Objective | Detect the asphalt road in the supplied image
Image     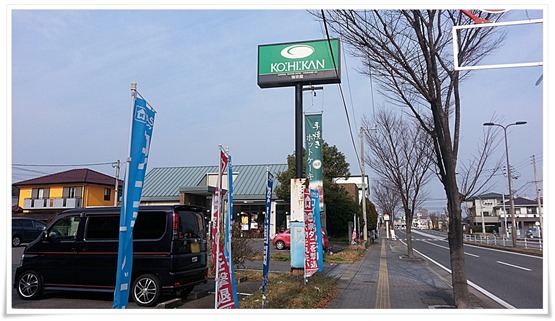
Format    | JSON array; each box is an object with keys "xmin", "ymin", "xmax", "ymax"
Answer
[{"xmin": 395, "ymin": 229, "xmax": 544, "ymax": 309}]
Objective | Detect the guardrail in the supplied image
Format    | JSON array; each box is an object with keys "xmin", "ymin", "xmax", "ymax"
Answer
[{"xmin": 463, "ymin": 234, "xmax": 543, "ymax": 251}]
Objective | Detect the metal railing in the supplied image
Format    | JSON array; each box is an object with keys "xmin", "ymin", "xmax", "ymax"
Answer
[
  {"xmin": 23, "ymin": 197, "xmax": 82, "ymax": 210},
  {"xmin": 463, "ymin": 234, "xmax": 543, "ymax": 251}
]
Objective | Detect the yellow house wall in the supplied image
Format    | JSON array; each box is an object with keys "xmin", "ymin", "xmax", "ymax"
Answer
[
  {"xmin": 85, "ymin": 185, "xmax": 114, "ymax": 207},
  {"xmin": 17, "ymin": 185, "xmax": 64, "ymax": 208},
  {"xmin": 17, "ymin": 188, "xmax": 32, "ymax": 208},
  {"xmin": 17, "ymin": 184, "xmax": 115, "ymax": 208}
]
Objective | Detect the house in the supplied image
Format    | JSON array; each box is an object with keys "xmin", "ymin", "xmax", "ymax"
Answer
[
  {"xmin": 142, "ymin": 165, "xmax": 374, "ymax": 239},
  {"xmin": 492, "ymin": 196, "xmax": 544, "ymax": 236},
  {"xmin": 13, "ymin": 168, "xmax": 123, "ymax": 222},
  {"xmin": 464, "ymin": 192, "xmax": 544, "ymax": 236},
  {"xmin": 141, "ymin": 164, "xmax": 288, "ymax": 239}
]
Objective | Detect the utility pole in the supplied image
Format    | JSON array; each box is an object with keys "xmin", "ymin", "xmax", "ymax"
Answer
[
  {"xmin": 502, "ymin": 193, "xmax": 508, "ymax": 237},
  {"xmin": 477, "ymin": 197, "xmax": 486, "ymax": 234},
  {"xmin": 113, "ymin": 160, "xmax": 121, "ymax": 206},
  {"xmin": 483, "ymin": 121, "xmax": 527, "ymax": 247},
  {"xmin": 360, "ymin": 128, "xmax": 367, "ymax": 244},
  {"xmin": 532, "ymin": 155, "xmax": 543, "ymax": 237}
]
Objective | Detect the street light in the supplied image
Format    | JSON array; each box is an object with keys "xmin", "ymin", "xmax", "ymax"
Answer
[{"xmin": 483, "ymin": 121, "xmax": 527, "ymax": 247}]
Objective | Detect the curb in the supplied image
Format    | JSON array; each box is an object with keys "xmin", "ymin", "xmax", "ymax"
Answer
[{"xmin": 155, "ymin": 298, "xmax": 182, "ymax": 309}]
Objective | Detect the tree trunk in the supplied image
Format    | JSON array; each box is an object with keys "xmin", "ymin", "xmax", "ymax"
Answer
[
  {"xmin": 405, "ymin": 210, "xmax": 414, "ymax": 258},
  {"xmin": 447, "ymin": 194, "xmax": 470, "ymax": 308},
  {"xmin": 439, "ymin": 125, "xmax": 471, "ymax": 308}
]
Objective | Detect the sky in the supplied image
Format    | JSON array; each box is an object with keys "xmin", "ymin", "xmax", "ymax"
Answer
[{"xmin": 4, "ymin": 3, "xmax": 549, "ymax": 213}]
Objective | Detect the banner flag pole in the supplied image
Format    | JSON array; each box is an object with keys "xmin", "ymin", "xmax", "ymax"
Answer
[
  {"xmin": 225, "ymin": 148, "xmax": 239, "ymax": 307},
  {"xmin": 113, "ymin": 82, "xmax": 156, "ymax": 308},
  {"xmin": 214, "ymin": 146, "xmax": 237, "ymax": 309},
  {"xmin": 261, "ymin": 168, "xmax": 274, "ymax": 308}
]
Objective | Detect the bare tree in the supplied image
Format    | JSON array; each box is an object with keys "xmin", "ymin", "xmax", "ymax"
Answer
[
  {"xmin": 457, "ymin": 114, "xmax": 505, "ymax": 198},
  {"xmin": 363, "ymin": 109, "xmax": 434, "ymax": 258},
  {"xmin": 313, "ymin": 9, "xmax": 506, "ymax": 307},
  {"xmin": 371, "ymin": 179, "xmax": 400, "ymax": 221}
]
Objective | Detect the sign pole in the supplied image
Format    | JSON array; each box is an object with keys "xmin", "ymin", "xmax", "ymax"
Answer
[{"xmin": 295, "ymin": 83, "xmax": 303, "ymax": 179}]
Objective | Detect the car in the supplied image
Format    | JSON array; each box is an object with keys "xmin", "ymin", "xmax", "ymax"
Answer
[
  {"xmin": 273, "ymin": 228, "xmax": 329, "ymax": 250},
  {"xmin": 526, "ymin": 227, "xmax": 541, "ymax": 238},
  {"xmin": 12, "ymin": 217, "xmax": 47, "ymax": 247},
  {"xmin": 14, "ymin": 205, "xmax": 209, "ymax": 307}
]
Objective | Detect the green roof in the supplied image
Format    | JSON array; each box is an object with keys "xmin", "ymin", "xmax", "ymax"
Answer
[{"xmin": 141, "ymin": 164, "xmax": 288, "ymax": 201}]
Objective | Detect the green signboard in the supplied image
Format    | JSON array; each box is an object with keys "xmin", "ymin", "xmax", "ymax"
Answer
[
  {"xmin": 257, "ymin": 39, "xmax": 341, "ymax": 88},
  {"xmin": 305, "ymin": 113, "xmax": 324, "ymax": 212}
]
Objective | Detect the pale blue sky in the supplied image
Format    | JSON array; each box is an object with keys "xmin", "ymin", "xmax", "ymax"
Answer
[{"xmin": 6, "ymin": 5, "xmax": 548, "ymax": 211}]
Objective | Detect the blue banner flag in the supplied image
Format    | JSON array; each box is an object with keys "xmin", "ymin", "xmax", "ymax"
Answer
[
  {"xmin": 113, "ymin": 97, "xmax": 155, "ymax": 309},
  {"xmin": 261, "ymin": 171, "xmax": 274, "ymax": 301}
]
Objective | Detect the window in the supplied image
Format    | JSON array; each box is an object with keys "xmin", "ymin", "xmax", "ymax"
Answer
[
  {"xmin": 134, "ymin": 212, "xmax": 166, "ymax": 239},
  {"xmin": 20, "ymin": 220, "xmax": 33, "ymax": 228},
  {"xmin": 49, "ymin": 216, "xmax": 80, "ymax": 241},
  {"xmin": 86, "ymin": 216, "xmax": 119, "ymax": 240},
  {"xmin": 34, "ymin": 221, "xmax": 47, "ymax": 229},
  {"xmin": 527, "ymin": 207, "xmax": 537, "ymax": 214},
  {"xmin": 32, "ymin": 187, "xmax": 50, "ymax": 199},
  {"xmin": 104, "ymin": 188, "xmax": 111, "ymax": 201},
  {"xmin": 63, "ymin": 186, "xmax": 82, "ymax": 198},
  {"xmin": 84, "ymin": 212, "xmax": 166, "ymax": 241},
  {"xmin": 176, "ymin": 210, "xmax": 205, "ymax": 238}
]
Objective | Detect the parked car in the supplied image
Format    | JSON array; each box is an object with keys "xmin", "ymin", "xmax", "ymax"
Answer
[
  {"xmin": 273, "ymin": 228, "xmax": 329, "ymax": 250},
  {"xmin": 526, "ymin": 227, "xmax": 541, "ymax": 238},
  {"xmin": 12, "ymin": 217, "xmax": 47, "ymax": 247},
  {"xmin": 14, "ymin": 205, "xmax": 208, "ymax": 307}
]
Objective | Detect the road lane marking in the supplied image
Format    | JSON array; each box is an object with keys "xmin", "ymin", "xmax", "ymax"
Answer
[
  {"xmin": 397, "ymin": 237, "xmax": 516, "ymax": 309},
  {"xmin": 422, "ymin": 240, "xmax": 479, "ymax": 257},
  {"xmin": 496, "ymin": 261, "xmax": 532, "ymax": 271}
]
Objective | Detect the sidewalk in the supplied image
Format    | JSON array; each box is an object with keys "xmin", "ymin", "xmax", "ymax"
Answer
[
  {"xmin": 329, "ymin": 237, "xmax": 504, "ymax": 309},
  {"xmin": 178, "ymin": 237, "xmax": 505, "ymax": 310}
]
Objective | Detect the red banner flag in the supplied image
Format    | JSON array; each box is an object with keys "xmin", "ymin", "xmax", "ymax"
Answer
[
  {"xmin": 213, "ymin": 148, "xmax": 237, "ymax": 309},
  {"xmin": 211, "ymin": 150, "xmax": 228, "ymax": 262},
  {"xmin": 215, "ymin": 245, "xmax": 236, "ymax": 309}
]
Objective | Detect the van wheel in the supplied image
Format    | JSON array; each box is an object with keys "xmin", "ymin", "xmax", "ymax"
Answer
[
  {"xmin": 16, "ymin": 270, "xmax": 43, "ymax": 300},
  {"xmin": 275, "ymin": 240, "xmax": 286, "ymax": 250},
  {"xmin": 132, "ymin": 274, "xmax": 162, "ymax": 307},
  {"xmin": 12, "ymin": 235, "xmax": 22, "ymax": 247}
]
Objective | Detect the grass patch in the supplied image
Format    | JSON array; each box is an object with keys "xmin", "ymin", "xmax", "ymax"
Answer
[
  {"xmin": 236, "ymin": 244, "xmax": 368, "ymax": 309},
  {"xmin": 325, "ymin": 244, "xmax": 366, "ymax": 263},
  {"xmin": 237, "ymin": 271, "xmax": 337, "ymax": 309}
]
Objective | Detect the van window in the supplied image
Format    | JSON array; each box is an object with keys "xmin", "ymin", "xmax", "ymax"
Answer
[
  {"xmin": 85, "ymin": 212, "xmax": 166, "ymax": 240},
  {"xmin": 177, "ymin": 210, "xmax": 205, "ymax": 238},
  {"xmin": 50, "ymin": 216, "xmax": 80, "ymax": 241},
  {"xmin": 86, "ymin": 216, "xmax": 119, "ymax": 240},
  {"xmin": 134, "ymin": 212, "xmax": 166, "ymax": 239}
]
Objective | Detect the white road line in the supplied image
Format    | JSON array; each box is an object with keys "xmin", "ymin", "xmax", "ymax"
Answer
[
  {"xmin": 422, "ymin": 240, "xmax": 479, "ymax": 257},
  {"xmin": 402, "ymin": 241, "xmax": 516, "ymax": 309},
  {"xmin": 497, "ymin": 261, "xmax": 532, "ymax": 271}
]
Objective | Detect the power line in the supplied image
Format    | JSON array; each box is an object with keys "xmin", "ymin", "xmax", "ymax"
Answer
[
  {"xmin": 13, "ymin": 161, "xmax": 116, "ymax": 167},
  {"xmin": 321, "ymin": 10, "xmax": 361, "ymax": 172}
]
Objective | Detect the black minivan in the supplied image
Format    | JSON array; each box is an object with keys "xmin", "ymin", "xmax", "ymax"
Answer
[{"xmin": 14, "ymin": 205, "xmax": 208, "ymax": 307}]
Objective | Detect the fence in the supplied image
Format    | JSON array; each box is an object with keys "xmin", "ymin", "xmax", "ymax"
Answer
[{"xmin": 463, "ymin": 234, "xmax": 543, "ymax": 251}]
